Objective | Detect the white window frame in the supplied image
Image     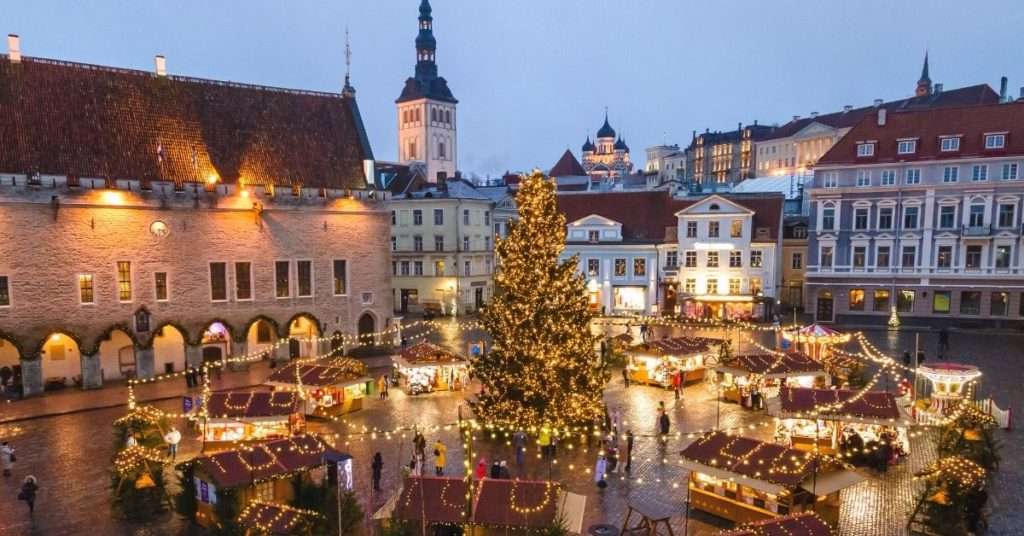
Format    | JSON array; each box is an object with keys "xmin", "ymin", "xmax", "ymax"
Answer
[
  {"xmin": 1002, "ymin": 163, "xmax": 1019, "ymax": 180},
  {"xmin": 875, "ymin": 244, "xmax": 892, "ymax": 269},
  {"xmin": 233, "ymin": 261, "xmax": 254, "ymax": 302},
  {"xmin": 943, "ymin": 166, "xmax": 959, "ymax": 183},
  {"xmin": 877, "ymin": 205, "xmax": 895, "ymax": 230},
  {"xmin": 295, "ymin": 259, "xmax": 314, "ymax": 298},
  {"xmin": 897, "ymin": 139, "xmax": 917, "ymax": 154},
  {"xmin": 77, "ymin": 273, "xmax": 95, "ymax": 305},
  {"xmin": 822, "ymin": 172, "xmax": 838, "ymax": 189},
  {"xmin": 856, "ymin": 170, "xmax": 871, "ymax": 187},
  {"xmin": 854, "ymin": 207, "xmax": 869, "ymax": 230},
  {"xmin": 819, "ymin": 245, "xmax": 834, "ymax": 268},
  {"xmin": 856, "ymin": 143, "xmax": 875, "ymax": 157},
  {"xmin": 209, "ymin": 261, "xmax": 229, "ymax": 303},
  {"xmin": 880, "ymin": 169, "xmax": 896, "ymax": 186},
  {"xmin": 154, "ymin": 271, "xmax": 170, "ymax": 303},
  {"xmin": 275, "ymin": 260, "xmax": 291, "ymax": 299},
  {"xmin": 940, "ymin": 137, "xmax": 961, "ymax": 152},
  {"xmin": 905, "ymin": 168, "xmax": 921, "ymax": 185},
  {"xmin": 985, "ymin": 134, "xmax": 1006, "ymax": 149},
  {"xmin": 972, "ymin": 165, "xmax": 988, "ymax": 182}
]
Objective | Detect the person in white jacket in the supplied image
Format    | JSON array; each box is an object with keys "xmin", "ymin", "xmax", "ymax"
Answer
[
  {"xmin": 164, "ymin": 427, "xmax": 182, "ymax": 461},
  {"xmin": 1, "ymin": 442, "xmax": 14, "ymax": 477},
  {"xmin": 594, "ymin": 453, "xmax": 608, "ymax": 488}
]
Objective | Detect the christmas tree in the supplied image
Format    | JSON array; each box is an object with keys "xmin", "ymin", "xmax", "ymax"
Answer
[{"xmin": 472, "ymin": 172, "xmax": 607, "ymax": 430}]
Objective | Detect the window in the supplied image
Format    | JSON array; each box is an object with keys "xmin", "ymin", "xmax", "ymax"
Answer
[
  {"xmin": 968, "ymin": 205, "xmax": 985, "ymax": 228},
  {"xmin": 391, "ymin": 210, "xmax": 396, "ymax": 225},
  {"xmin": 939, "ymin": 206, "xmax": 956, "ymax": 229},
  {"xmin": 996, "ymin": 245, "xmax": 1012, "ymax": 269},
  {"xmin": 749, "ymin": 250, "xmax": 763, "ymax": 268},
  {"xmin": 856, "ymin": 170, "xmax": 871, "ymax": 187},
  {"xmin": 940, "ymin": 137, "xmax": 960, "ymax": 152},
  {"xmin": 729, "ymin": 251, "xmax": 742, "ymax": 268},
  {"xmin": 933, "ymin": 291, "xmax": 951, "ymax": 314},
  {"xmin": 750, "ymin": 278, "xmax": 762, "ymax": 295},
  {"xmin": 117, "ymin": 261, "xmax": 132, "ymax": 301},
  {"xmin": 943, "ymin": 166, "xmax": 959, "ymax": 182},
  {"xmin": 820, "ymin": 246, "xmax": 833, "ymax": 268},
  {"xmin": 849, "ymin": 289, "xmax": 865, "ymax": 311},
  {"xmin": 413, "ymin": 209, "xmax": 423, "ymax": 225},
  {"xmin": 413, "ymin": 236, "xmax": 423, "ymax": 252},
  {"xmin": 823, "ymin": 172, "xmax": 838, "ymax": 188},
  {"xmin": 485, "ymin": 259, "xmax": 492, "ymax": 274},
  {"xmin": 998, "ymin": 204, "xmax": 1015, "ymax": 228},
  {"xmin": 897, "ymin": 289, "xmax": 915, "ymax": 313},
  {"xmin": 881, "ymin": 169, "xmax": 896, "ymax": 186},
  {"xmin": 873, "ymin": 289, "xmax": 890, "ymax": 312},
  {"xmin": 588, "ymin": 230, "xmax": 600, "ymax": 243},
  {"xmin": 972, "ymin": 165, "xmax": 988, "ymax": 181},
  {"xmin": 821, "ymin": 207, "xmax": 835, "ymax": 230},
  {"xmin": 706, "ymin": 278, "xmax": 719, "ymax": 294},
  {"xmin": 936, "ymin": 246, "xmax": 953, "ymax": 268},
  {"xmin": 905, "ymin": 168, "xmax": 921, "ymax": 184},
  {"xmin": 876, "ymin": 246, "xmax": 891, "ymax": 268},
  {"xmin": 852, "ymin": 246, "xmax": 866, "ymax": 268},
  {"xmin": 484, "ymin": 211, "xmax": 491, "ymax": 226},
  {"xmin": 666, "ymin": 251, "xmax": 678, "ymax": 268},
  {"xmin": 332, "ymin": 260, "xmax": 347, "ymax": 295},
  {"xmin": 434, "ymin": 235, "xmax": 444, "ymax": 251},
  {"xmin": 463, "ymin": 236, "xmax": 470, "ymax": 251},
  {"xmin": 587, "ymin": 259, "xmax": 600, "ymax": 277},
  {"xmin": 275, "ymin": 261, "xmax": 290, "ymax": 298},
  {"xmin": 154, "ymin": 272, "xmax": 168, "ymax": 301},
  {"xmin": 901, "ymin": 246, "xmax": 916, "ymax": 269},
  {"xmin": 793, "ymin": 226, "xmax": 807, "ymax": 238},
  {"xmin": 707, "ymin": 251, "xmax": 719, "ymax": 268},
  {"xmin": 985, "ymin": 134, "xmax": 1006, "ymax": 149},
  {"xmin": 78, "ymin": 274, "xmax": 94, "ymax": 304},
  {"xmin": 464, "ymin": 261, "xmax": 471, "ymax": 277},
  {"xmin": 684, "ymin": 278, "xmax": 696, "ymax": 293},
  {"xmin": 897, "ymin": 140, "xmax": 917, "ymax": 154},
  {"xmin": 857, "ymin": 142, "xmax": 875, "ymax": 157},
  {"xmin": 433, "ymin": 208, "xmax": 444, "ymax": 225},
  {"xmin": 1002, "ymin": 163, "xmax": 1018, "ymax": 180},
  {"xmin": 878, "ymin": 207, "xmax": 894, "ymax": 230},
  {"xmin": 463, "ymin": 209, "xmax": 470, "ymax": 225},
  {"xmin": 729, "ymin": 278, "xmax": 741, "ymax": 295},
  {"xmin": 414, "ymin": 261, "xmax": 423, "ymax": 276},
  {"xmin": 708, "ymin": 221, "xmax": 720, "ymax": 238},
  {"xmin": 730, "ymin": 219, "xmax": 743, "ymax": 238},
  {"xmin": 391, "ymin": 236, "xmax": 397, "ymax": 251},
  {"xmin": 903, "ymin": 206, "xmax": 919, "ymax": 229},
  {"xmin": 960, "ymin": 291, "xmax": 981, "ymax": 315},
  {"xmin": 235, "ymin": 262, "xmax": 252, "ymax": 300},
  {"xmin": 791, "ymin": 252, "xmax": 803, "ymax": 269},
  {"xmin": 209, "ymin": 262, "xmax": 227, "ymax": 301},
  {"xmin": 434, "ymin": 261, "xmax": 445, "ymax": 276},
  {"xmin": 438, "ymin": 141, "xmax": 446, "ymax": 159},
  {"xmin": 684, "ymin": 251, "xmax": 697, "ymax": 268},
  {"xmin": 392, "ymin": 262, "xmax": 397, "ymax": 276},
  {"xmin": 633, "ymin": 258, "xmax": 646, "ymax": 277},
  {"xmin": 965, "ymin": 245, "xmax": 982, "ymax": 270},
  {"xmin": 485, "ymin": 236, "xmax": 491, "ymax": 250},
  {"xmin": 400, "ymin": 261, "xmax": 410, "ymax": 276},
  {"xmin": 854, "ymin": 208, "xmax": 869, "ymax": 230},
  {"xmin": 296, "ymin": 260, "xmax": 312, "ymax": 297},
  {"xmin": 686, "ymin": 221, "xmax": 697, "ymax": 238},
  {"xmin": 614, "ymin": 258, "xmax": 626, "ymax": 277},
  {"xmin": 992, "ymin": 292, "xmax": 1009, "ymax": 316}
]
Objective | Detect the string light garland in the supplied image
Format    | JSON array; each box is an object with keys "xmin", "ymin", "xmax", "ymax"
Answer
[{"xmin": 236, "ymin": 500, "xmax": 324, "ymax": 533}]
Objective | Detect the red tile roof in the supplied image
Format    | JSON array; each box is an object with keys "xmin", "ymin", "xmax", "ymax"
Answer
[
  {"xmin": 549, "ymin": 149, "xmax": 588, "ymax": 177},
  {"xmin": 724, "ymin": 353, "xmax": 824, "ymax": 376},
  {"xmin": 718, "ymin": 512, "xmax": 833, "ymax": 536},
  {"xmin": 0, "ymin": 56, "xmax": 370, "ymax": 188},
  {"xmin": 680, "ymin": 431, "xmax": 817, "ymax": 489},
  {"xmin": 204, "ymin": 390, "xmax": 301, "ymax": 419},
  {"xmin": 818, "ymin": 101, "xmax": 1024, "ymax": 166},
  {"xmin": 195, "ymin": 434, "xmax": 339, "ymax": 488},
  {"xmin": 472, "ymin": 479, "xmax": 560, "ymax": 528},
  {"xmin": 778, "ymin": 387, "xmax": 901, "ymax": 421}
]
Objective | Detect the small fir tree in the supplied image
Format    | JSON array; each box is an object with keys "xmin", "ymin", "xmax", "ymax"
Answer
[{"xmin": 471, "ymin": 172, "xmax": 607, "ymax": 429}]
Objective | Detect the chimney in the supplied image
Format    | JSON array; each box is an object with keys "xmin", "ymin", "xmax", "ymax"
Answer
[
  {"xmin": 873, "ymin": 99, "xmax": 883, "ymax": 107},
  {"xmin": 999, "ymin": 76, "xmax": 1008, "ymax": 102},
  {"xmin": 792, "ymin": 115, "xmax": 800, "ymax": 121},
  {"xmin": 843, "ymin": 105, "xmax": 853, "ymax": 113},
  {"xmin": 810, "ymin": 112, "xmax": 819, "ymax": 118},
  {"xmin": 1019, "ymin": 86, "xmax": 1024, "ymax": 101},
  {"xmin": 934, "ymin": 83, "xmax": 943, "ymax": 94},
  {"xmin": 154, "ymin": 55, "xmax": 167, "ymax": 77},
  {"xmin": 877, "ymin": 108, "xmax": 887, "ymax": 126},
  {"xmin": 7, "ymin": 34, "xmax": 21, "ymax": 63},
  {"xmin": 753, "ymin": 120, "xmax": 758, "ymax": 126},
  {"xmin": 737, "ymin": 122, "xmax": 742, "ymax": 132}
]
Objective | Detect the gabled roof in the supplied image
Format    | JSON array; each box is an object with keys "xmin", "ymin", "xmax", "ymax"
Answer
[
  {"xmin": 395, "ymin": 341, "xmax": 467, "ymax": 366},
  {"xmin": 195, "ymin": 434, "xmax": 343, "ymax": 488},
  {"xmin": 393, "ymin": 476, "xmax": 468, "ymax": 524},
  {"xmin": 717, "ymin": 353, "xmax": 825, "ymax": 377},
  {"xmin": 203, "ymin": 390, "xmax": 301, "ymax": 419},
  {"xmin": 674, "ymin": 194, "xmax": 755, "ymax": 216},
  {"xmin": 0, "ymin": 55, "xmax": 371, "ymax": 188},
  {"xmin": 237, "ymin": 501, "xmax": 322, "ymax": 535},
  {"xmin": 265, "ymin": 358, "xmax": 369, "ymax": 387},
  {"xmin": 549, "ymin": 149, "xmax": 588, "ymax": 177},
  {"xmin": 778, "ymin": 387, "xmax": 901, "ymax": 421},
  {"xmin": 680, "ymin": 431, "xmax": 817, "ymax": 489},
  {"xmin": 718, "ymin": 512, "xmax": 833, "ymax": 536},
  {"xmin": 818, "ymin": 101, "xmax": 1024, "ymax": 166}
]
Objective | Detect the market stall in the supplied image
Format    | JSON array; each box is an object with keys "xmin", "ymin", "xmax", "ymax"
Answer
[
  {"xmin": 236, "ymin": 500, "xmax": 323, "ymax": 535},
  {"xmin": 770, "ymin": 387, "xmax": 912, "ymax": 460},
  {"xmin": 715, "ymin": 353, "xmax": 829, "ymax": 408},
  {"xmin": 717, "ymin": 512, "xmax": 834, "ymax": 536},
  {"xmin": 626, "ymin": 336, "xmax": 720, "ymax": 387},
  {"xmin": 917, "ymin": 362, "xmax": 982, "ymax": 417},
  {"xmin": 264, "ymin": 358, "xmax": 372, "ymax": 418},
  {"xmin": 392, "ymin": 342, "xmax": 469, "ymax": 395},
  {"xmin": 680, "ymin": 431, "xmax": 864, "ymax": 526},
  {"xmin": 195, "ymin": 390, "xmax": 304, "ymax": 447}
]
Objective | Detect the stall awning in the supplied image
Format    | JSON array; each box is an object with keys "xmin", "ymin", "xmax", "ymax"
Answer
[
  {"xmin": 265, "ymin": 359, "xmax": 370, "ymax": 388},
  {"xmin": 768, "ymin": 395, "xmax": 914, "ymax": 427},
  {"xmin": 799, "ymin": 469, "xmax": 866, "ymax": 496},
  {"xmin": 679, "ymin": 458, "xmax": 787, "ymax": 495},
  {"xmin": 629, "ymin": 336, "xmax": 721, "ymax": 357},
  {"xmin": 715, "ymin": 353, "xmax": 827, "ymax": 380},
  {"xmin": 393, "ymin": 341, "xmax": 468, "ymax": 369}
]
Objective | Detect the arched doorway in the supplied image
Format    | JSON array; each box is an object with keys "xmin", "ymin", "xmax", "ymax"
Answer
[
  {"xmin": 41, "ymin": 333, "xmax": 81, "ymax": 389},
  {"xmin": 357, "ymin": 313, "xmax": 376, "ymax": 345},
  {"xmin": 246, "ymin": 319, "xmax": 278, "ymax": 360},
  {"xmin": 153, "ymin": 325, "xmax": 187, "ymax": 375},
  {"xmin": 816, "ymin": 290, "xmax": 835, "ymax": 323},
  {"xmin": 201, "ymin": 322, "xmax": 231, "ymax": 367},
  {"xmin": 0, "ymin": 337, "xmax": 21, "ymax": 395},
  {"xmin": 288, "ymin": 315, "xmax": 321, "ymax": 359},
  {"xmin": 98, "ymin": 329, "xmax": 137, "ymax": 382}
]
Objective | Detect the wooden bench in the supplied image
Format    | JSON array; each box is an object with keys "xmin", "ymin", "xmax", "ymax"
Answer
[{"xmin": 621, "ymin": 501, "xmax": 676, "ymax": 536}]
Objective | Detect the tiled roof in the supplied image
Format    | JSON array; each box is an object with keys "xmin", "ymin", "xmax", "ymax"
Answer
[
  {"xmin": 718, "ymin": 512, "xmax": 833, "ymax": 536},
  {"xmin": 630, "ymin": 336, "xmax": 720, "ymax": 356},
  {"xmin": 237, "ymin": 501, "xmax": 321, "ymax": 535},
  {"xmin": 472, "ymin": 479, "xmax": 560, "ymax": 528},
  {"xmin": 195, "ymin": 434, "xmax": 340, "ymax": 488},
  {"xmin": 204, "ymin": 390, "xmax": 301, "ymax": 419},
  {"xmin": 818, "ymin": 101, "xmax": 1024, "ymax": 166},
  {"xmin": 549, "ymin": 149, "xmax": 588, "ymax": 177},
  {"xmin": 0, "ymin": 55, "xmax": 371, "ymax": 188},
  {"xmin": 779, "ymin": 387, "xmax": 901, "ymax": 420},
  {"xmin": 394, "ymin": 476, "xmax": 468, "ymax": 524},
  {"xmin": 397, "ymin": 341, "xmax": 466, "ymax": 365},
  {"xmin": 723, "ymin": 353, "xmax": 824, "ymax": 376},
  {"xmin": 265, "ymin": 358, "xmax": 369, "ymax": 387},
  {"xmin": 680, "ymin": 431, "xmax": 816, "ymax": 489}
]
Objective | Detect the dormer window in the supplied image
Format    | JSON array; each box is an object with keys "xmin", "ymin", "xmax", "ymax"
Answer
[
  {"xmin": 940, "ymin": 136, "xmax": 961, "ymax": 152},
  {"xmin": 856, "ymin": 142, "xmax": 875, "ymax": 157},
  {"xmin": 897, "ymin": 139, "xmax": 917, "ymax": 155},
  {"xmin": 588, "ymin": 230, "xmax": 600, "ymax": 243},
  {"xmin": 985, "ymin": 133, "xmax": 1006, "ymax": 149}
]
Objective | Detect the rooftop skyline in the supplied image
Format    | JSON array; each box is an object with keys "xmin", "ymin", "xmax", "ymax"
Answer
[{"xmin": 6, "ymin": 0, "xmax": 1023, "ymax": 178}]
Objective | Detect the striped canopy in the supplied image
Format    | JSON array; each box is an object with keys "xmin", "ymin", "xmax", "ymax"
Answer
[{"xmin": 783, "ymin": 323, "xmax": 851, "ymax": 344}]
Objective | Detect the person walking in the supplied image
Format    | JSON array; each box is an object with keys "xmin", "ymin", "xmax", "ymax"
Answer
[
  {"xmin": 490, "ymin": 459, "xmax": 501, "ymax": 479},
  {"xmin": 538, "ymin": 427, "xmax": 551, "ymax": 459},
  {"xmin": 672, "ymin": 369, "xmax": 682, "ymax": 401},
  {"xmin": 621, "ymin": 367, "xmax": 630, "ymax": 388},
  {"xmin": 414, "ymin": 432, "xmax": 426, "ymax": 460},
  {"xmin": 498, "ymin": 461, "xmax": 510, "ymax": 479},
  {"xmin": 902, "ymin": 351, "xmax": 911, "ymax": 368},
  {"xmin": 433, "ymin": 439, "xmax": 447, "ymax": 476},
  {"xmin": 513, "ymin": 430, "xmax": 526, "ymax": 468},
  {"xmin": 659, "ymin": 411, "xmax": 670, "ymax": 436},
  {"xmin": 1, "ymin": 442, "xmax": 14, "ymax": 477},
  {"xmin": 475, "ymin": 458, "xmax": 488, "ymax": 480},
  {"xmin": 611, "ymin": 407, "xmax": 621, "ymax": 438},
  {"xmin": 164, "ymin": 427, "xmax": 181, "ymax": 461},
  {"xmin": 594, "ymin": 453, "xmax": 608, "ymax": 489},
  {"xmin": 18, "ymin": 475, "xmax": 38, "ymax": 516},
  {"xmin": 625, "ymin": 430, "xmax": 635, "ymax": 473},
  {"xmin": 371, "ymin": 452, "xmax": 383, "ymax": 491},
  {"xmin": 378, "ymin": 376, "xmax": 386, "ymax": 400}
]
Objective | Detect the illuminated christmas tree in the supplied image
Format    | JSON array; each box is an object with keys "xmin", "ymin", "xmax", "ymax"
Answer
[{"xmin": 472, "ymin": 172, "xmax": 607, "ymax": 429}]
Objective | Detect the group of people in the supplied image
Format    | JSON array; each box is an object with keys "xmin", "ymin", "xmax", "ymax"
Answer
[
  {"xmin": 405, "ymin": 432, "xmax": 447, "ymax": 477},
  {"xmin": 474, "ymin": 458, "xmax": 511, "ymax": 480},
  {"xmin": 2, "ymin": 441, "xmax": 38, "ymax": 517},
  {"xmin": 839, "ymin": 426, "xmax": 906, "ymax": 471},
  {"xmin": 377, "ymin": 374, "xmax": 390, "ymax": 400}
]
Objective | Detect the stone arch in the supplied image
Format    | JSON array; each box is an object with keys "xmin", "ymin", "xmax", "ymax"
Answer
[
  {"xmin": 37, "ymin": 331, "xmax": 83, "ymax": 388},
  {"xmin": 97, "ymin": 327, "xmax": 138, "ymax": 382},
  {"xmin": 194, "ymin": 319, "xmax": 237, "ymax": 346},
  {"xmin": 357, "ymin": 311, "xmax": 377, "ymax": 345},
  {"xmin": 152, "ymin": 323, "xmax": 188, "ymax": 375},
  {"xmin": 244, "ymin": 315, "xmax": 281, "ymax": 360},
  {"xmin": 286, "ymin": 312, "xmax": 322, "ymax": 359},
  {"xmin": 86, "ymin": 324, "xmax": 141, "ymax": 356},
  {"xmin": 199, "ymin": 320, "xmax": 234, "ymax": 364},
  {"xmin": 0, "ymin": 331, "xmax": 22, "ymax": 393}
]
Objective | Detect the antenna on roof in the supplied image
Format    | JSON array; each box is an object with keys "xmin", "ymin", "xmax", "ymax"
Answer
[{"xmin": 342, "ymin": 26, "xmax": 354, "ymax": 96}]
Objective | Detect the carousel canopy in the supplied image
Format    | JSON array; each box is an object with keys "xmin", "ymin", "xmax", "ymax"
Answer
[
  {"xmin": 716, "ymin": 353, "xmax": 826, "ymax": 379},
  {"xmin": 202, "ymin": 390, "xmax": 302, "ymax": 419},
  {"xmin": 237, "ymin": 500, "xmax": 322, "ymax": 535},
  {"xmin": 718, "ymin": 512, "xmax": 834, "ymax": 536},
  {"xmin": 918, "ymin": 362, "xmax": 982, "ymax": 383},
  {"xmin": 630, "ymin": 336, "xmax": 720, "ymax": 356},
  {"xmin": 394, "ymin": 341, "xmax": 468, "ymax": 368},
  {"xmin": 193, "ymin": 434, "xmax": 343, "ymax": 488},
  {"xmin": 777, "ymin": 387, "xmax": 903, "ymax": 422},
  {"xmin": 783, "ymin": 323, "xmax": 851, "ymax": 344},
  {"xmin": 265, "ymin": 358, "xmax": 370, "ymax": 388}
]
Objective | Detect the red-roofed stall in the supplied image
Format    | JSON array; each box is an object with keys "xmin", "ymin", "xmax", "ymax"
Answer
[
  {"xmin": 193, "ymin": 390, "xmax": 304, "ymax": 446},
  {"xmin": 717, "ymin": 512, "xmax": 834, "ymax": 536},
  {"xmin": 715, "ymin": 353, "xmax": 829, "ymax": 408},
  {"xmin": 626, "ymin": 336, "xmax": 721, "ymax": 387},
  {"xmin": 264, "ymin": 357, "xmax": 372, "ymax": 418}
]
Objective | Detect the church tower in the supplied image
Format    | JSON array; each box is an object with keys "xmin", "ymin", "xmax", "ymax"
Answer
[
  {"xmin": 915, "ymin": 51, "xmax": 932, "ymax": 97},
  {"xmin": 396, "ymin": 0, "xmax": 458, "ymax": 182}
]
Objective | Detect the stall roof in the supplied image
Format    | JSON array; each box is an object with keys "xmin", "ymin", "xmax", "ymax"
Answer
[
  {"xmin": 236, "ymin": 500, "xmax": 322, "ymax": 535},
  {"xmin": 777, "ymin": 387, "xmax": 903, "ymax": 421},
  {"xmin": 800, "ymin": 468, "xmax": 866, "ymax": 496},
  {"xmin": 203, "ymin": 390, "xmax": 302, "ymax": 419},
  {"xmin": 394, "ymin": 341, "xmax": 468, "ymax": 368},
  {"xmin": 393, "ymin": 476, "xmax": 468, "ymax": 525},
  {"xmin": 194, "ymin": 434, "xmax": 343, "ymax": 488},
  {"xmin": 680, "ymin": 432, "xmax": 818, "ymax": 492},
  {"xmin": 716, "ymin": 353, "xmax": 826, "ymax": 379},
  {"xmin": 718, "ymin": 512, "xmax": 834, "ymax": 536},
  {"xmin": 265, "ymin": 358, "xmax": 370, "ymax": 388},
  {"xmin": 472, "ymin": 479, "xmax": 561, "ymax": 528},
  {"xmin": 630, "ymin": 336, "xmax": 721, "ymax": 356}
]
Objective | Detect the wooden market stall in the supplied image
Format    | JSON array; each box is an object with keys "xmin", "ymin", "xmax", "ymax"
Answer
[
  {"xmin": 626, "ymin": 336, "xmax": 721, "ymax": 387},
  {"xmin": 195, "ymin": 390, "xmax": 304, "ymax": 447},
  {"xmin": 679, "ymin": 431, "xmax": 864, "ymax": 526},
  {"xmin": 264, "ymin": 358, "xmax": 372, "ymax": 418},
  {"xmin": 392, "ymin": 342, "xmax": 470, "ymax": 395},
  {"xmin": 770, "ymin": 387, "xmax": 912, "ymax": 459},
  {"xmin": 717, "ymin": 512, "xmax": 834, "ymax": 535},
  {"xmin": 185, "ymin": 434, "xmax": 347, "ymax": 529},
  {"xmin": 236, "ymin": 500, "xmax": 323, "ymax": 535},
  {"xmin": 715, "ymin": 353, "xmax": 828, "ymax": 408}
]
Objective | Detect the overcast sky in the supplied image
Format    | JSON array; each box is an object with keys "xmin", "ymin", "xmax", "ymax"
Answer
[{"xmin": 7, "ymin": 1, "xmax": 1024, "ymax": 178}]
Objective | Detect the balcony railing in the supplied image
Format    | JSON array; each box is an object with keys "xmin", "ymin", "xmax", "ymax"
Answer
[{"xmin": 962, "ymin": 224, "xmax": 992, "ymax": 237}]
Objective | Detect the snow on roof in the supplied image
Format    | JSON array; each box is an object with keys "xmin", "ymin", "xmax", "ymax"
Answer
[{"xmin": 732, "ymin": 175, "xmax": 808, "ymax": 200}]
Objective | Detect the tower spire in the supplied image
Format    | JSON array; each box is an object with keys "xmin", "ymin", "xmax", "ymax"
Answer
[
  {"xmin": 916, "ymin": 50, "xmax": 932, "ymax": 97},
  {"xmin": 342, "ymin": 26, "xmax": 355, "ymax": 97}
]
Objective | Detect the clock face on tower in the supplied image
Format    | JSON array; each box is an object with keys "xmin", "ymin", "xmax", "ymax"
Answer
[{"xmin": 150, "ymin": 220, "xmax": 170, "ymax": 239}]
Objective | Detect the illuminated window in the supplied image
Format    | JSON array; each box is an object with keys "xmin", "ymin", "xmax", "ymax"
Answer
[
  {"xmin": 897, "ymin": 289, "xmax": 915, "ymax": 312},
  {"xmin": 296, "ymin": 261, "xmax": 313, "ymax": 297},
  {"xmin": 275, "ymin": 261, "xmax": 290, "ymax": 298},
  {"xmin": 936, "ymin": 246, "xmax": 952, "ymax": 268},
  {"xmin": 706, "ymin": 278, "xmax": 719, "ymax": 294},
  {"xmin": 209, "ymin": 262, "xmax": 227, "ymax": 301},
  {"xmin": 256, "ymin": 321, "xmax": 274, "ymax": 343},
  {"xmin": 255, "ymin": 481, "xmax": 274, "ymax": 503},
  {"xmin": 333, "ymin": 260, "xmax": 347, "ymax": 295},
  {"xmin": 154, "ymin": 272, "xmax": 168, "ymax": 301},
  {"xmin": 730, "ymin": 219, "xmax": 742, "ymax": 238},
  {"xmin": 78, "ymin": 274, "xmax": 94, "ymax": 304},
  {"xmin": 684, "ymin": 251, "xmax": 697, "ymax": 268},
  {"xmin": 587, "ymin": 259, "xmax": 600, "ymax": 277},
  {"xmin": 684, "ymin": 278, "xmax": 696, "ymax": 294},
  {"xmin": 633, "ymin": 258, "xmax": 646, "ymax": 277},
  {"xmin": 750, "ymin": 278, "xmax": 762, "ymax": 295},
  {"xmin": 729, "ymin": 251, "xmax": 742, "ymax": 268},
  {"xmin": 749, "ymin": 250, "xmax": 763, "ymax": 268},
  {"xmin": 235, "ymin": 263, "xmax": 252, "ymax": 300},
  {"xmin": 614, "ymin": 259, "xmax": 627, "ymax": 277},
  {"xmin": 849, "ymin": 289, "xmax": 865, "ymax": 311},
  {"xmin": 706, "ymin": 251, "xmax": 719, "ymax": 268},
  {"xmin": 116, "ymin": 261, "xmax": 132, "ymax": 301},
  {"xmin": 996, "ymin": 245, "xmax": 1012, "ymax": 269},
  {"xmin": 434, "ymin": 261, "xmax": 445, "ymax": 276},
  {"xmin": 873, "ymin": 289, "xmax": 890, "ymax": 311},
  {"xmin": 729, "ymin": 278, "xmax": 741, "ymax": 294}
]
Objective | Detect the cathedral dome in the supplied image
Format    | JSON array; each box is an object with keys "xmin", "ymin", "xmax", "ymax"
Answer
[
  {"xmin": 614, "ymin": 136, "xmax": 628, "ymax": 151},
  {"xmin": 582, "ymin": 136, "xmax": 596, "ymax": 152},
  {"xmin": 596, "ymin": 116, "xmax": 616, "ymax": 139}
]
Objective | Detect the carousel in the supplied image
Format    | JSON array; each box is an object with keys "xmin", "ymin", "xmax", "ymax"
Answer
[
  {"xmin": 264, "ymin": 357, "xmax": 372, "ymax": 418},
  {"xmin": 715, "ymin": 353, "xmax": 829, "ymax": 409},
  {"xmin": 782, "ymin": 324, "xmax": 854, "ymax": 379},
  {"xmin": 626, "ymin": 336, "xmax": 720, "ymax": 387},
  {"xmin": 392, "ymin": 342, "xmax": 470, "ymax": 395},
  {"xmin": 916, "ymin": 362, "xmax": 982, "ymax": 417}
]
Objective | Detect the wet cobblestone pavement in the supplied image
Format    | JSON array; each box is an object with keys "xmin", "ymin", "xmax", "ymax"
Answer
[{"xmin": 0, "ymin": 323, "xmax": 1018, "ymax": 535}]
